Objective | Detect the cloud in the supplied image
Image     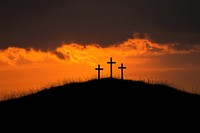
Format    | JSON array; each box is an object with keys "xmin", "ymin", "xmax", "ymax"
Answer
[
  {"xmin": 1, "ymin": 0, "xmax": 200, "ymax": 50},
  {"xmin": 56, "ymin": 44, "xmax": 98, "ymax": 66},
  {"xmin": 0, "ymin": 47, "xmax": 63, "ymax": 66},
  {"xmin": 0, "ymin": 37, "xmax": 197, "ymax": 66}
]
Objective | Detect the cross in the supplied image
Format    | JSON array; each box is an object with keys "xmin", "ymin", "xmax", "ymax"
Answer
[
  {"xmin": 107, "ymin": 57, "xmax": 116, "ymax": 78},
  {"xmin": 118, "ymin": 63, "xmax": 126, "ymax": 80},
  {"xmin": 95, "ymin": 64, "xmax": 103, "ymax": 80}
]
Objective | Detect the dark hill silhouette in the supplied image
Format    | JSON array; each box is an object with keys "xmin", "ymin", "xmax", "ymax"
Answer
[{"xmin": 0, "ymin": 78, "xmax": 200, "ymax": 133}]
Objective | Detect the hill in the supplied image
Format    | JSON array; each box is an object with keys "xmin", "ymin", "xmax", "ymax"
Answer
[{"xmin": 0, "ymin": 78, "xmax": 199, "ymax": 132}]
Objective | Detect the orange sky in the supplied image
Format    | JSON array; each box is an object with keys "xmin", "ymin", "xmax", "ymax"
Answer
[{"xmin": 0, "ymin": 37, "xmax": 200, "ymax": 100}]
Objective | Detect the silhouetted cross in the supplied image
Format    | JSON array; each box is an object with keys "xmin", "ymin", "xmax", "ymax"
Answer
[
  {"xmin": 107, "ymin": 57, "xmax": 116, "ymax": 78},
  {"xmin": 118, "ymin": 63, "xmax": 126, "ymax": 80},
  {"xmin": 95, "ymin": 64, "xmax": 103, "ymax": 80}
]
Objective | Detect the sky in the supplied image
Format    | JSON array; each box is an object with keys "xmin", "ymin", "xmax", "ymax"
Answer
[{"xmin": 1, "ymin": 0, "xmax": 200, "ymax": 100}]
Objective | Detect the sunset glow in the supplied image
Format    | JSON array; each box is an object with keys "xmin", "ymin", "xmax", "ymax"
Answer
[{"xmin": 0, "ymin": 36, "xmax": 200, "ymax": 100}]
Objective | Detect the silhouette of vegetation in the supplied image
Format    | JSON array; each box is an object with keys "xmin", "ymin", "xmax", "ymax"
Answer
[{"xmin": 0, "ymin": 78, "xmax": 199, "ymax": 132}]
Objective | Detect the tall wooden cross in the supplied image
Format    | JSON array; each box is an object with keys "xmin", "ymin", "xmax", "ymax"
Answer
[
  {"xmin": 95, "ymin": 64, "xmax": 103, "ymax": 80},
  {"xmin": 107, "ymin": 57, "xmax": 116, "ymax": 78},
  {"xmin": 118, "ymin": 63, "xmax": 126, "ymax": 80}
]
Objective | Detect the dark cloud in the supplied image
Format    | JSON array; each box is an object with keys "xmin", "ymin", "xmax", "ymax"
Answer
[{"xmin": 1, "ymin": 0, "xmax": 200, "ymax": 49}]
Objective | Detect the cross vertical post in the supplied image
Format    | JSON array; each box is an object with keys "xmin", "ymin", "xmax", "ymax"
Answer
[
  {"xmin": 107, "ymin": 57, "xmax": 116, "ymax": 78},
  {"xmin": 95, "ymin": 64, "xmax": 103, "ymax": 80},
  {"xmin": 118, "ymin": 63, "xmax": 126, "ymax": 80}
]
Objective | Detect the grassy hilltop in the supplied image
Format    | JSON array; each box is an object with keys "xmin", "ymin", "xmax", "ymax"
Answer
[{"xmin": 0, "ymin": 78, "xmax": 199, "ymax": 132}]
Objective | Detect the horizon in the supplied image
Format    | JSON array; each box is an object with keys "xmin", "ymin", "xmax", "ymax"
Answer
[
  {"xmin": 0, "ymin": 73, "xmax": 199, "ymax": 101},
  {"xmin": 1, "ymin": 76, "xmax": 197, "ymax": 102}
]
